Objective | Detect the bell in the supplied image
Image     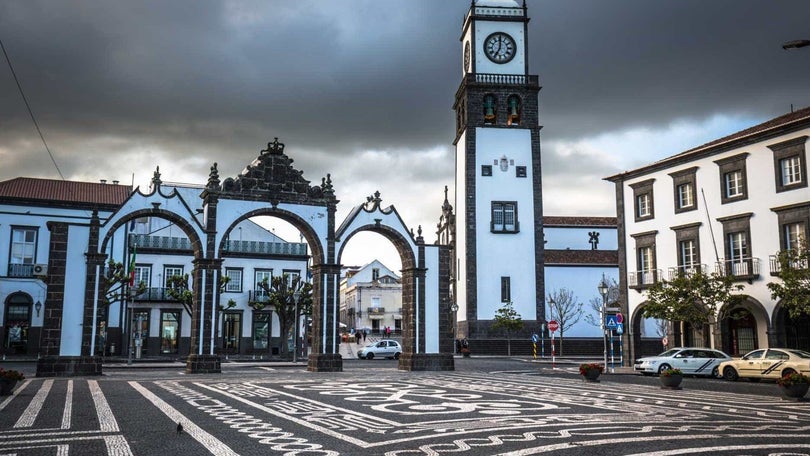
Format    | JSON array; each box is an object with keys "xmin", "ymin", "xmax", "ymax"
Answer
[
  {"xmin": 508, "ymin": 98, "xmax": 520, "ymax": 125},
  {"xmin": 484, "ymin": 96, "xmax": 496, "ymax": 122}
]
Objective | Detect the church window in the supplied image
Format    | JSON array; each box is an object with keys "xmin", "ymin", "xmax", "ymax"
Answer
[
  {"xmin": 481, "ymin": 165, "xmax": 492, "ymax": 176},
  {"xmin": 491, "ymin": 202, "xmax": 519, "ymax": 233},
  {"xmin": 507, "ymin": 95, "xmax": 521, "ymax": 125},
  {"xmin": 483, "ymin": 95, "xmax": 497, "ymax": 124},
  {"xmin": 516, "ymin": 166, "xmax": 527, "ymax": 178}
]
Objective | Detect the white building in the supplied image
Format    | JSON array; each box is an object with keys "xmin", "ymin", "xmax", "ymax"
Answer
[
  {"xmin": 607, "ymin": 107, "xmax": 810, "ymax": 360},
  {"xmin": 339, "ymin": 260, "xmax": 402, "ymax": 335}
]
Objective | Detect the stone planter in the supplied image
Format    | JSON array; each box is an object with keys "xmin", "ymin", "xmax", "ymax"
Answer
[
  {"xmin": 582, "ymin": 368, "xmax": 602, "ymax": 382},
  {"xmin": 779, "ymin": 383, "xmax": 809, "ymax": 401},
  {"xmin": 660, "ymin": 374, "xmax": 683, "ymax": 389},
  {"xmin": 0, "ymin": 378, "xmax": 19, "ymax": 396}
]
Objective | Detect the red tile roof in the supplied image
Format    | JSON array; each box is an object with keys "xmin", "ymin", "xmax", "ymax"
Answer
[{"xmin": 0, "ymin": 177, "xmax": 131, "ymax": 207}]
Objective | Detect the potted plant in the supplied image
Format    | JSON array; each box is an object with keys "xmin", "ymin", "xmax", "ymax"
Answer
[
  {"xmin": 0, "ymin": 368, "xmax": 25, "ymax": 396},
  {"xmin": 776, "ymin": 372, "xmax": 810, "ymax": 400},
  {"xmin": 659, "ymin": 368, "xmax": 683, "ymax": 389},
  {"xmin": 579, "ymin": 363, "xmax": 604, "ymax": 382}
]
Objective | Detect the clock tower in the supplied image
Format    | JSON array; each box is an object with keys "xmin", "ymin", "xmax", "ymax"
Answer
[{"xmin": 452, "ymin": 0, "xmax": 544, "ymax": 339}]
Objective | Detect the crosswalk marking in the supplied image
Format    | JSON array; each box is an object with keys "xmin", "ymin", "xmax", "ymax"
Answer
[
  {"xmin": 0, "ymin": 379, "xmax": 30, "ymax": 412},
  {"xmin": 61, "ymin": 380, "xmax": 73, "ymax": 430},
  {"xmin": 129, "ymin": 381, "xmax": 240, "ymax": 456},
  {"xmin": 14, "ymin": 379, "xmax": 52, "ymax": 428},
  {"xmin": 89, "ymin": 380, "xmax": 119, "ymax": 433}
]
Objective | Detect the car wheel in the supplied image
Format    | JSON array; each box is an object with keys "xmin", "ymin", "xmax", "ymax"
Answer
[
  {"xmin": 711, "ymin": 366, "xmax": 720, "ymax": 378},
  {"xmin": 723, "ymin": 366, "xmax": 739, "ymax": 381},
  {"xmin": 366, "ymin": 352, "xmax": 374, "ymax": 360},
  {"xmin": 394, "ymin": 352, "xmax": 401, "ymax": 360},
  {"xmin": 657, "ymin": 364, "xmax": 671, "ymax": 375},
  {"xmin": 782, "ymin": 368, "xmax": 798, "ymax": 377}
]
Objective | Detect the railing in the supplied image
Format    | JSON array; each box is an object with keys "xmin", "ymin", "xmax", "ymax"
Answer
[
  {"xmin": 248, "ymin": 290, "xmax": 269, "ymax": 304},
  {"xmin": 367, "ymin": 307, "xmax": 385, "ymax": 315},
  {"xmin": 473, "ymin": 73, "xmax": 538, "ymax": 86},
  {"xmin": 628, "ymin": 269, "xmax": 662, "ymax": 289},
  {"xmin": 129, "ymin": 234, "xmax": 192, "ymax": 251},
  {"xmin": 133, "ymin": 287, "xmax": 179, "ymax": 302},
  {"xmin": 715, "ymin": 258, "xmax": 760, "ymax": 280},
  {"xmin": 667, "ymin": 264, "xmax": 708, "ymax": 280},
  {"xmin": 769, "ymin": 253, "xmax": 809, "ymax": 276},
  {"xmin": 7, "ymin": 264, "xmax": 34, "ymax": 278},
  {"xmin": 223, "ymin": 240, "xmax": 308, "ymax": 256}
]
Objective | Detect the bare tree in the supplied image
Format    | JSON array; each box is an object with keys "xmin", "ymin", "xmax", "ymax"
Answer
[
  {"xmin": 547, "ymin": 288, "xmax": 583, "ymax": 356},
  {"xmin": 585, "ymin": 277, "xmax": 619, "ymax": 327}
]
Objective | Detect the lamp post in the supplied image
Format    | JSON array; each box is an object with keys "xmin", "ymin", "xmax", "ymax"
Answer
[
  {"xmin": 598, "ymin": 275, "xmax": 609, "ymax": 372},
  {"xmin": 450, "ymin": 302, "xmax": 459, "ymax": 353}
]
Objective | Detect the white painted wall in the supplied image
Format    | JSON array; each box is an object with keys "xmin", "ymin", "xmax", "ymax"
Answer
[
  {"xmin": 545, "ymin": 227, "xmax": 618, "ymax": 251},
  {"xmin": 60, "ymin": 225, "xmax": 90, "ymax": 356}
]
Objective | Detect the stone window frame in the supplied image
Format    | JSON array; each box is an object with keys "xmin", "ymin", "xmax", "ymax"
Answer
[
  {"xmin": 481, "ymin": 165, "xmax": 492, "ymax": 176},
  {"xmin": 671, "ymin": 222, "xmax": 702, "ymax": 275},
  {"xmin": 500, "ymin": 276, "xmax": 511, "ymax": 302},
  {"xmin": 771, "ymin": 202, "xmax": 810, "ymax": 251},
  {"xmin": 162, "ymin": 265, "xmax": 184, "ymax": 288},
  {"xmin": 629, "ymin": 230, "xmax": 658, "ymax": 289},
  {"xmin": 669, "ymin": 167, "xmax": 698, "ymax": 214},
  {"xmin": 491, "ymin": 201, "xmax": 519, "ymax": 234},
  {"xmin": 224, "ymin": 267, "xmax": 244, "ymax": 293},
  {"xmin": 768, "ymin": 136, "xmax": 808, "ymax": 193},
  {"xmin": 630, "ymin": 179, "xmax": 655, "ymax": 222},
  {"xmin": 515, "ymin": 166, "xmax": 527, "ymax": 178},
  {"xmin": 714, "ymin": 153, "xmax": 749, "ymax": 204},
  {"xmin": 717, "ymin": 212, "xmax": 755, "ymax": 280}
]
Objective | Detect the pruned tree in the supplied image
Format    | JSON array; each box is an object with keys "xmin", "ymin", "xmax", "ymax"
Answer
[
  {"xmin": 165, "ymin": 273, "xmax": 235, "ymax": 343},
  {"xmin": 767, "ymin": 240, "xmax": 810, "ymax": 319},
  {"xmin": 101, "ymin": 259, "xmax": 146, "ymax": 307},
  {"xmin": 255, "ymin": 274, "xmax": 313, "ymax": 358},
  {"xmin": 492, "ymin": 301, "xmax": 524, "ymax": 356},
  {"xmin": 642, "ymin": 270, "xmax": 744, "ymax": 344},
  {"xmin": 547, "ymin": 288, "xmax": 583, "ymax": 356}
]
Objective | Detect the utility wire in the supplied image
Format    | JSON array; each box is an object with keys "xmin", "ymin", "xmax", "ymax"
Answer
[{"xmin": 1, "ymin": 37, "xmax": 65, "ymax": 180}]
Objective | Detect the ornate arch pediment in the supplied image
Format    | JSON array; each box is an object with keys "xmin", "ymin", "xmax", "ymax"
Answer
[{"xmin": 206, "ymin": 138, "xmax": 336, "ymax": 206}]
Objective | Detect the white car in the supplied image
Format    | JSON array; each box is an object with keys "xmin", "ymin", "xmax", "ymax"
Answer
[
  {"xmin": 358, "ymin": 340, "xmax": 402, "ymax": 360},
  {"xmin": 634, "ymin": 347, "xmax": 731, "ymax": 377}
]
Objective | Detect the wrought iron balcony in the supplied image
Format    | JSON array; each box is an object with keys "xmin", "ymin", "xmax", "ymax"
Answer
[
  {"xmin": 715, "ymin": 258, "xmax": 760, "ymax": 281},
  {"xmin": 628, "ymin": 269, "xmax": 662, "ymax": 289},
  {"xmin": 7, "ymin": 264, "xmax": 34, "ymax": 278},
  {"xmin": 367, "ymin": 307, "xmax": 385, "ymax": 315},
  {"xmin": 769, "ymin": 253, "xmax": 809, "ymax": 276},
  {"xmin": 222, "ymin": 240, "xmax": 308, "ymax": 256},
  {"xmin": 129, "ymin": 234, "xmax": 192, "ymax": 251},
  {"xmin": 132, "ymin": 287, "xmax": 179, "ymax": 302},
  {"xmin": 667, "ymin": 264, "xmax": 708, "ymax": 280}
]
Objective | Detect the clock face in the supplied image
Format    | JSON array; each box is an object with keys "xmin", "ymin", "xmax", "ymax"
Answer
[
  {"xmin": 484, "ymin": 32, "xmax": 516, "ymax": 64},
  {"xmin": 464, "ymin": 41, "xmax": 471, "ymax": 72}
]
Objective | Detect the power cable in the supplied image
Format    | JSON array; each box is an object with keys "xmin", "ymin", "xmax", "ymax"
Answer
[{"xmin": 1, "ymin": 37, "xmax": 65, "ymax": 180}]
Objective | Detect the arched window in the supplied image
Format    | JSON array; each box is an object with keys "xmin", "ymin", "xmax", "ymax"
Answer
[
  {"xmin": 4, "ymin": 292, "xmax": 32, "ymax": 354},
  {"xmin": 507, "ymin": 95, "xmax": 521, "ymax": 125},
  {"xmin": 483, "ymin": 95, "xmax": 497, "ymax": 124}
]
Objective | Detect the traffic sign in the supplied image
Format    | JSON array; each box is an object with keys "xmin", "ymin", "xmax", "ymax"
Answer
[
  {"xmin": 547, "ymin": 320, "xmax": 559, "ymax": 332},
  {"xmin": 615, "ymin": 313, "xmax": 624, "ymax": 324},
  {"xmin": 616, "ymin": 323, "xmax": 624, "ymax": 335},
  {"xmin": 531, "ymin": 333, "xmax": 539, "ymax": 343},
  {"xmin": 662, "ymin": 336, "xmax": 669, "ymax": 346},
  {"xmin": 605, "ymin": 307, "xmax": 621, "ymax": 313},
  {"xmin": 604, "ymin": 315, "xmax": 618, "ymax": 330}
]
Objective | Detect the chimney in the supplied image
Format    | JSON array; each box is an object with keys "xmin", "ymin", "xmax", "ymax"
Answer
[{"xmin": 100, "ymin": 179, "xmax": 107, "ymax": 184}]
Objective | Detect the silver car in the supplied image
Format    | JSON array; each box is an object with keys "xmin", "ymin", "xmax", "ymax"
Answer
[
  {"xmin": 358, "ymin": 340, "xmax": 402, "ymax": 360},
  {"xmin": 634, "ymin": 347, "xmax": 731, "ymax": 377}
]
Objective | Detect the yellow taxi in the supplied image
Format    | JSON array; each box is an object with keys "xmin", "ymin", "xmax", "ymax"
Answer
[{"xmin": 718, "ymin": 348, "xmax": 810, "ymax": 382}]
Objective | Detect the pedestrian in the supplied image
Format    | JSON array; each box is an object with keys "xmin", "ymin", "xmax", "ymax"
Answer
[
  {"xmin": 356, "ymin": 332, "xmax": 362, "ymax": 345},
  {"xmin": 362, "ymin": 330, "xmax": 367, "ymax": 342}
]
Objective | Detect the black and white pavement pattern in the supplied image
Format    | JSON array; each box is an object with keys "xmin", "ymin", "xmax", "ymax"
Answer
[{"xmin": 1, "ymin": 364, "xmax": 808, "ymax": 456}]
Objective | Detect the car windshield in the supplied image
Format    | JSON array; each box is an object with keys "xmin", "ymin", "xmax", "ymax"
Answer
[
  {"xmin": 788, "ymin": 350, "xmax": 810, "ymax": 359},
  {"xmin": 658, "ymin": 349, "xmax": 681, "ymax": 357}
]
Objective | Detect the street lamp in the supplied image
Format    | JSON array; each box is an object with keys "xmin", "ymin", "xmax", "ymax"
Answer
[
  {"xmin": 783, "ymin": 39, "xmax": 810, "ymax": 50},
  {"xmin": 598, "ymin": 275, "xmax": 609, "ymax": 372}
]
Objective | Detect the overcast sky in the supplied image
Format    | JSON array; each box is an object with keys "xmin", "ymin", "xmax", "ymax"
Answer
[{"xmin": 2, "ymin": 0, "xmax": 809, "ymax": 269}]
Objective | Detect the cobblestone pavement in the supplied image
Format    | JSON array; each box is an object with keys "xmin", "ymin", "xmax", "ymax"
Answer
[{"xmin": 1, "ymin": 364, "xmax": 809, "ymax": 456}]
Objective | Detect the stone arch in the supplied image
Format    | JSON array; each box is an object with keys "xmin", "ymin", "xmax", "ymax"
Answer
[
  {"xmin": 717, "ymin": 296, "xmax": 769, "ymax": 356},
  {"xmin": 630, "ymin": 301, "xmax": 667, "ymax": 360},
  {"xmin": 772, "ymin": 300, "xmax": 810, "ymax": 351},
  {"xmin": 100, "ymin": 208, "xmax": 206, "ymax": 259}
]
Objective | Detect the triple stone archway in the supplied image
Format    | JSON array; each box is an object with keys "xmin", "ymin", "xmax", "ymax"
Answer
[{"xmin": 36, "ymin": 139, "xmax": 453, "ymax": 376}]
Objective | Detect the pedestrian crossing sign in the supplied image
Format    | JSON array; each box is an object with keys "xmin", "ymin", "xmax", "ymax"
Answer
[{"xmin": 605, "ymin": 315, "xmax": 618, "ymax": 329}]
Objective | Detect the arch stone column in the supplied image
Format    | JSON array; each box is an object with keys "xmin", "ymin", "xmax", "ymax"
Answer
[
  {"xmin": 308, "ymin": 263, "xmax": 343, "ymax": 372},
  {"xmin": 186, "ymin": 257, "xmax": 223, "ymax": 374}
]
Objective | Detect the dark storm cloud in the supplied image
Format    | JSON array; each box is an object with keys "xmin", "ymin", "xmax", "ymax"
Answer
[{"xmin": 1, "ymin": 0, "xmax": 809, "ymax": 221}]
